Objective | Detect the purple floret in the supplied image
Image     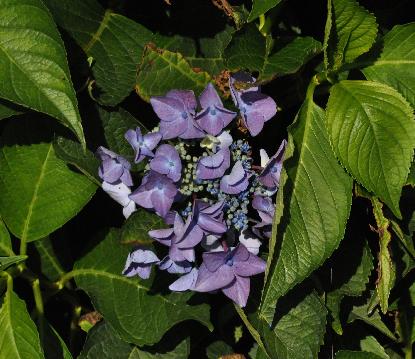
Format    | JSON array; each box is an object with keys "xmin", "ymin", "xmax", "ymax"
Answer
[
  {"xmin": 230, "ymin": 72, "xmax": 277, "ymax": 137},
  {"xmin": 150, "ymin": 90, "xmax": 205, "ymax": 140},
  {"xmin": 193, "ymin": 244, "xmax": 266, "ymax": 307},
  {"xmin": 129, "ymin": 171, "xmax": 177, "ymax": 217},
  {"xmin": 150, "ymin": 144, "xmax": 182, "ymax": 182},
  {"xmin": 122, "ymin": 248, "xmax": 159, "ymax": 280},
  {"xmin": 169, "ymin": 267, "xmax": 199, "ymax": 291},
  {"xmin": 196, "ymin": 83, "xmax": 236, "ymax": 136},
  {"xmin": 258, "ymin": 139, "xmax": 287, "ymax": 190},
  {"xmin": 124, "ymin": 127, "xmax": 162, "ymax": 163},
  {"xmin": 220, "ymin": 161, "xmax": 249, "ymax": 194},
  {"xmin": 96, "ymin": 146, "xmax": 133, "ymax": 186}
]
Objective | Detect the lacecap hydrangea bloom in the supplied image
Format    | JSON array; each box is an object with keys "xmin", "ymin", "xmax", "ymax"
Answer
[{"xmin": 96, "ymin": 72, "xmax": 286, "ymax": 307}]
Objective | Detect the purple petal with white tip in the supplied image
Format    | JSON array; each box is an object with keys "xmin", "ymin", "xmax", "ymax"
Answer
[{"xmin": 220, "ymin": 161, "xmax": 249, "ymax": 194}]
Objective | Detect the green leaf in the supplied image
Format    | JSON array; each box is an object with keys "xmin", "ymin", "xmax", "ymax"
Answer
[
  {"xmin": 136, "ymin": 46, "xmax": 211, "ymax": 102},
  {"xmin": 371, "ymin": 198, "xmax": 395, "ymax": 313},
  {"xmin": 80, "ymin": 321, "xmax": 189, "ymax": 359},
  {"xmin": 0, "ymin": 99, "xmax": 24, "ymax": 121},
  {"xmin": 247, "ymin": 0, "xmax": 283, "ymax": 22},
  {"xmin": 0, "ymin": 283, "xmax": 44, "ymax": 358},
  {"xmin": 407, "ymin": 161, "xmax": 415, "ymax": 187},
  {"xmin": 0, "ymin": 219, "xmax": 13, "ymax": 256},
  {"xmin": 34, "ymin": 237, "xmax": 65, "ymax": 281},
  {"xmin": 0, "ymin": 255, "xmax": 27, "ymax": 271},
  {"xmin": 362, "ymin": 23, "xmax": 415, "ymax": 109},
  {"xmin": 348, "ymin": 299, "xmax": 396, "ymax": 340},
  {"xmin": 120, "ymin": 210, "xmax": 164, "ymax": 245},
  {"xmin": 0, "ymin": 120, "xmax": 97, "ymax": 244},
  {"xmin": 53, "ymin": 137, "xmax": 101, "ymax": 186},
  {"xmin": 360, "ymin": 336, "xmax": 390, "ymax": 359},
  {"xmin": 259, "ymin": 83, "xmax": 353, "ymax": 323},
  {"xmin": 38, "ymin": 319, "xmax": 72, "ymax": 359},
  {"xmin": 99, "ymin": 107, "xmax": 146, "ymax": 161},
  {"xmin": 324, "ymin": 0, "xmax": 377, "ymax": 70},
  {"xmin": 326, "ymin": 241, "xmax": 374, "ymax": 334},
  {"xmin": 0, "ymin": 0, "xmax": 85, "ymax": 146},
  {"xmin": 225, "ymin": 24, "xmax": 322, "ymax": 81},
  {"xmin": 335, "ymin": 351, "xmax": 384, "ymax": 359},
  {"xmin": 71, "ymin": 229, "xmax": 212, "ymax": 346},
  {"xmin": 186, "ymin": 26, "xmax": 234, "ymax": 76},
  {"xmin": 326, "ymin": 80, "xmax": 415, "ymax": 218},
  {"xmin": 238, "ymin": 291, "xmax": 327, "ymax": 359},
  {"xmin": 44, "ymin": 0, "xmax": 153, "ymax": 106}
]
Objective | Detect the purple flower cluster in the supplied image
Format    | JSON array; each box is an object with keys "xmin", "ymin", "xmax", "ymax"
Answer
[{"xmin": 96, "ymin": 72, "xmax": 286, "ymax": 307}]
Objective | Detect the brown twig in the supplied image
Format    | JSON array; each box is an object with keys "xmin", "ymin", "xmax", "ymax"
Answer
[{"xmin": 211, "ymin": 0, "xmax": 234, "ymax": 18}]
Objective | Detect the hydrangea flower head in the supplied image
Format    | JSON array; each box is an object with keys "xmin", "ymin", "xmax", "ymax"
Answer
[{"xmin": 96, "ymin": 78, "xmax": 284, "ymax": 307}]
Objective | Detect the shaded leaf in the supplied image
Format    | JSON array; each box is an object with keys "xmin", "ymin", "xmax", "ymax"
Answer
[
  {"xmin": 120, "ymin": 210, "xmax": 164, "ymax": 245},
  {"xmin": 362, "ymin": 23, "xmax": 415, "ymax": 109},
  {"xmin": 0, "ymin": 120, "xmax": 97, "ymax": 244},
  {"xmin": 0, "ymin": 99, "xmax": 24, "ymax": 121},
  {"xmin": 371, "ymin": 198, "xmax": 395, "ymax": 313},
  {"xmin": 0, "ymin": 283, "xmax": 44, "ymax": 358},
  {"xmin": 335, "ymin": 351, "xmax": 384, "ymax": 359},
  {"xmin": 324, "ymin": 0, "xmax": 377, "ymax": 70},
  {"xmin": 326, "ymin": 80, "xmax": 415, "ymax": 218},
  {"xmin": 247, "ymin": 0, "xmax": 283, "ymax": 23},
  {"xmin": 0, "ymin": 219, "xmax": 13, "ymax": 256},
  {"xmin": 0, "ymin": 255, "xmax": 27, "ymax": 271},
  {"xmin": 225, "ymin": 24, "xmax": 322, "ymax": 82},
  {"xmin": 360, "ymin": 336, "xmax": 390, "ymax": 359},
  {"xmin": 259, "ymin": 85, "xmax": 352, "ymax": 322},
  {"xmin": 0, "ymin": 0, "xmax": 85, "ymax": 146},
  {"xmin": 72, "ymin": 229, "xmax": 212, "ymax": 346},
  {"xmin": 326, "ymin": 242, "xmax": 374, "ymax": 334},
  {"xmin": 238, "ymin": 291, "xmax": 327, "ymax": 359},
  {"xmin": 38, "ymin": 318, "xmax": 72, "ymax": 359},
  {"xmin": 45, "ymin": 0, "xmax": 153, "ymax": 106},
  {"xmin": 54, "ymin": 137, "xmax": 100, "ymax": 186},
  {"xmin": 34, "ymin": 237, "xmax": 65, "ymax": 281},
  {"xmin": 206, "ymin": 341, "xmax": 233, "ymax": 359},
  {"xmin": 136, "ymin": 45, "xmax": 211, "ymax": 102},
  {"xmin": 348, "ymin": 299, "xmax": 396, "ymax": 340}
]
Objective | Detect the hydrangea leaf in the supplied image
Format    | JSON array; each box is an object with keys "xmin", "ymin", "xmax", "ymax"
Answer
[
  {"xmin": 0, "ymin": 283, "xmax": 44, "ymax": 358},
  {"xmin": 225, "ymin": 24, "xmax": 322, "ymax": 82},
  {"xmin": 0, "ymin": 120, "xmax": 97, "ymax": 244},
  {"xmin": 186, "ymin": 26, "xmax": 234, "ymax": 76},
  {"xmin": 79, "ymin": 321, "xmax": 189, "ymax": 359},
  {"xmin": 0, "ymin": 0, "xmax": 85, "ymax": 147},
  {"xmin": 98, "ymin": 107, "xmax": 147, "ymax": 162},
  {"xmin": 323, "ymin": 0, "xmax": 377, "ymax": 70},
  {"xmin": 44, "ymin": 0, "xmax": 153, "ymax": 106},
  {"xmin": 347, "ymin": 299, "xmax": 396, "ymax": 340},
  {"xmin": 360, "ymin": 336, "xmax": 390, "ymax": 359},
  {"xmin": 247, "ymin": 0, "xmax": 283, "ymax": 22},
  {"xmin": 326, "ymin": 80, "xmax": 415, "ymax": 218},
  {"xmin": 371, "ymin": 198, "xmax": 395, "ymax": 314},
  {"xmin": 0, "ymin": 99, "xmax": 24, "ymax": 121},
  {"xmin": 72, "ymin": 229, "xmax": 212, "ymax": 346},
  {"xmin": 362, "ymin": 23, "xmax": 415, "ymax": 109},
  {"xmin": 335, "ymin": 351, "xmax": 384, "ymax": 359},
  {"xmin": 53, "ymin": 137, "xmax": 101, "ymax": 186},
  {"xmin": 135, "ymin": 46, "xmax": 211, "ymax": 102},
  {"xmin": 38, "ymin": 319, "xmax": 72, "ymax": 359},
  {"xmin": 206, "ymin": 341, "xmax": 233, "ymax": 359},
  {"xmin": 259, "ymin": 86, "xmax": 352, "ymax": 323},
  {"xmin": 237, "ymin": 291, "xmax": 327, "ymax": 359},
  {"xmin": 34, "ymin": 237, "xmax": 65, "ymax": 281},
  {"xmin": 326, "ymin": 241, "xmax": 374, "ymax": 334},
  {"xmin": 120, "ymin": 210, "xmax": 164, "ymax": 246},
  {"xmin": 0, "ymin": 255, "xmax": 27, "ymax": 272},
  {"xmin": 0, "ymin": 219, "xmax": 13, "ymax": 256}
]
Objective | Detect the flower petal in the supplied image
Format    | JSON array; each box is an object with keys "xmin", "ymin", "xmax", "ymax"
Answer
[
  {"xmin": 169, "ymin": 268, "xmax": 199, "ymax": 291},
  {"xmin": 194, "ymin": 263, "xmax": 234, "ymax": 292},
  {"xmin": 233, "ymin": 253, "xmax": 266, "ymax": 277},
  {"xmin": 221, "ymin": 275, "xmax": 250, "ymax": 307}
]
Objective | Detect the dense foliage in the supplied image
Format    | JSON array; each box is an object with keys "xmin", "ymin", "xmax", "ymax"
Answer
[{"xmin": 0, "ymin": 0, "xmax": 414, "ymax": 358}]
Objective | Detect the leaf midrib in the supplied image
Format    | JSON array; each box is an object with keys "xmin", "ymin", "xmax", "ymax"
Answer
[{"xmin": 21, "ymin": 143, "xmax": 53, "ymax": 242}]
